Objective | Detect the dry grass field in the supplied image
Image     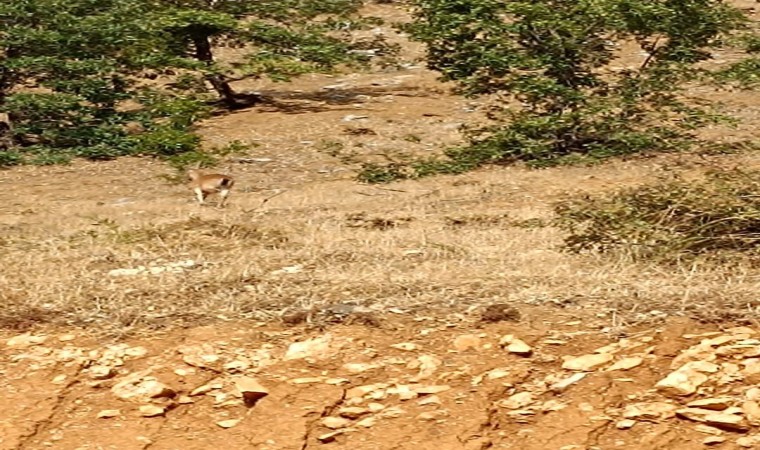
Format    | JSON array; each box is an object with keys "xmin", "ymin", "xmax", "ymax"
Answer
[{"xmin": 1, "ymin": 2, "xmax": 760, "ymax": 449}]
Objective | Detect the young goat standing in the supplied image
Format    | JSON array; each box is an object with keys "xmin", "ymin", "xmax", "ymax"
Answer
[{"xmin": 187, "ymin": 168, "xmax": 235, "ymax": 207}]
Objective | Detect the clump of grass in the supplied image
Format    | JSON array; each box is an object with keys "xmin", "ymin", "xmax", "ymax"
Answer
[{"xmin": 554, "ymin": 169, "xmax": 760, "ymax": 260}]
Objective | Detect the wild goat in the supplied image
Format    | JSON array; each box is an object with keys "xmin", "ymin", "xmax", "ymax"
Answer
[{"xmin": 187, "ymin": 168, "xmax": 235, "ymax": 207}]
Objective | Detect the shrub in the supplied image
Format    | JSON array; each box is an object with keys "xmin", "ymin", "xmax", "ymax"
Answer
[{"xmin": 554, "ymin": 170, "xmax": 760, "ymax": 260}]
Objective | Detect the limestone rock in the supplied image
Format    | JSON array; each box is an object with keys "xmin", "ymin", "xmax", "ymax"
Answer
[
  {"xmin": 390, "ymin": 342, "xmax": 418, "ymax": 351},
  {"xmin": 419, "ymin": 395, "xmax": 442, "ymax": 406},
  {"xmin": 96, "ymin": 409, "xmax": 121, "ymax": 419},
  {"xmin": 622, "ymin": 402, "xmax": 677, "ymax": 421},
  {"xmin": 6, "ymin": 333, "xmax": 48, "ymax": 348},
  {"xmin": 499, "ymin": 392, "xmax": 534, "ymax": 410},
  {"xmin": 356, "ymin": 417, "xmax": 376, "ymax": 428},
  {"xmin": 111, "ymin": 372, "xmax": 175, "ymax": 402},
  {"xmin": 655, "ymin": 369, "xmax": 709, "ymax": 397},
  {"xmin": 616, "ymin": 419, "xmax": 636, "ymax": 429},
  {"xmin": 338, "ymin": 407, "xmax": 370, "ymax": 419},
  {"xmin": 687, "ymin": 397, "xmax": 734, "ymax": 411},
  {"xmin": 562, "ymin": 353, "xmax": 613, "ymax": 371},
  {"xmin": 742, "ymin": 401, "xmax": 760, "ymax": 425},
  {"xmin": 322, "ymin": 417, "xmax": 352, "ymax": 429},
  {"xmin": 411, "ymin": 354, "xmax": 442, "ymax": 381},
  {"xmin": 178, "ymin": 344, "xmax": 220, "ymax": 369},
  {"xmin": 234, "ymin": 376, "xmax": 269, "ymax": 405},
  {"xmin": 285, "ymin": 335, "xmax": 335, "ymax": 361},
  {"xmin": 549, "ymin": 373, "xmax": 587, "ymax": 393},
  {"xmin": 607, "ymin": 357, "xmax": 643, "ymax": 372},
  {"xmin": 139, "ymin": 405, "xmax": 165, "ymax": 417},
  {"xmin": 500, "ymin": 335, "xmax": 532, "ymax": 356},
  {"xmin": 89, "ymin": 365, "xmax": 116, "ymax": 380},
  {"xmin": 453, "ymin": 334, "xmax": 481, "ymax": 351},
  {"xmin": 414, "ymin": 385, "xmax": 451, "ymax": 395},
  {"xmin": 737, "ymin": 436, "xmax": 760, "ymax": 448},
  {"xmin": 703, "ymin": 436, "xmax": 725, "ymax": 446},
  {"xmin": 216, "ymin": 419, "xmax": 241, "ymax": 428}
]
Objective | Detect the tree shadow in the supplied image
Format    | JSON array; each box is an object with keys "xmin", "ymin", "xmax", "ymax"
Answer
[{"xmin": 210, "ymin": 84, "xmax": 437, "ymax": 116}]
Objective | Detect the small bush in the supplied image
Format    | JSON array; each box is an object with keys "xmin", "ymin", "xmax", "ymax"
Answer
[{"xmin": 554, "ymin": 170, "xmax": 760, "ymax": 260}]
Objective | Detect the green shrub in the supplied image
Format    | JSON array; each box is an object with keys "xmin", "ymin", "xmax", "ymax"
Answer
[{"xmin": 554, "ymin": 170, "xmax": 760, "ymax": 260}]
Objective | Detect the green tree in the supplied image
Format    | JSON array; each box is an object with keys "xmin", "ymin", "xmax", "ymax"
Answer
[
  {"xmin": 0, "ymin": 0, "xmax": 208, "ymax": 165},
  {"xmin": 149, "ymin": 0, "xmax": 385, "ymax": 108},
  {"xmin": 360, "ymin": 0, "xmax": 751, "ymax": 181}
]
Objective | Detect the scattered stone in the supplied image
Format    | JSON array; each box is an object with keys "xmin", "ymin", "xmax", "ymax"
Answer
[
  {"xmin": 89, "ymin": 365, "xmax": 116, "ymax": 380},
  {"xmin": 411, "ymin": 354, "xmax": 442, "ymax": 381},
  {"xmin": 58, "ymin": 334, "xmax": 76, "ymax": 342},
  {"xmin": 325, "ymin": 378, "xmax": 350, "ymax": 385},
  {"xmin": 418, "ymin": 410, "xmax": 448, "ymax": 421},
  {"xmin": 677, "ymin": 408, "xmax": 714, "ymax": 422},
  {"xmin": 419, "ymin": 395, "xmax": 442, "ymax": 406},
  {"xmin": 656, "ymin": 369, "xmax": 709, "ymax": 397},
  {"xmin": 737, "ymin": 436, "xmax": 760, "ymax": 448},
  {"xmin": 414, "ymin": 385, "xmax": 451, "ymax": 395},
  {"xmin": 139, "ymin": 405, "xmax": 165, "ymax": 417},
  {"xmin": 52, "ymin": 374, "xmax": 67, "ymax": 385},
  {"xmin": 342, "ymin": 114, "xmax": 369, "ymax": 121},
  {"xmin": 500, "ymin": 335, "xmax": 533, "ymax": 356},
  {"xmin": 480, "ymin": 304, "xmax": 521, "ymax": 323},
  {"xmin": 285, "ymin": 335, "xmax": 334, "ymax": 361},
  {"xmin": 322, "ymin": 417, "xmax": 353, "ymax": 429},
  {"xmin": 695, "ymin": 424, "xmax": 724, "ymax": 436},
  {"xmin": 356, "ymin": 417, "xmax": 376, "ymax": 428},
  {"xmin": 124, "ymin": 347, "xmax": 148, "ymax": 358},
  {"xmin": 317, "ymin": 431, "xmax": 347, "ymax": 443},
  {"xmin": 97, "ymin": 409, "xmax": 121, "ymax": 419},
  {"xmin": 687, "ymin": 398, "xmax": 735, "ymax": 411},
  {"xmin": 190, "ymin": 381, "xmax": 222, "ymax": 396},
  {"xmin": 607, "ymin": 357, "xmax": 643, "ymax": 372},
  {"xmin": 6, "ymin": 333, "xmax": 47, "ymax": 348},
  {"xmin": 368, "ymin": 403, "xmax": 385, "ymax": 413},
  {"xmin": 704, "ymin": 413, "xmax": 749, "ymax": 432},
  {"xmin": 378, "ymin": 406, "xmax": 405, "ymax": 419},
  {"xmin": 616, "ymin": 419, "xmax": 636, "ymax": 430},
  {"xmin": 742, "ymin": 401, "xmax": 760, "ymax": 425},
  {"xmin": 234, "ymin": 377, "xmax": 269, "ymax": 405},
  {"xmin": 549, "ymin": 373, "xmax": 587, "ymax": 393},
  {"xmin": 562, "ymin": 353, "xmax": 614, "ymax": 371},
  {"xmin": 339, "ymin": 407, "xmax": 370, "ymax": 419},
  {"xmin": 746, "ymin": 388, "xmax": 760, "ymax": 402},
  {"xmin": 622, "ymin": 402, "xmax": 678, "ymax": 421},
  {"xmin": 289, "ymin": 377, "xmax": 324, "ymax": 385},
  {"xmin": 343, "ymin": 363, "xmax": 379, "ymax": 374},
  {"xmin": 179, "ymin": 344, "xmax": 220, "ymax": 369},
  {"xmin": 499, "ymin": 392, "xmax": 534, "ymax": 410},
  {"xmin": 453, "ymin": 334, "xmax": 481, "ymax": 351},
  {"xmin": 217, "ymin": 419, "xmax": 241, "ymax": 429},
  {"xmin": 111, "ymin": 373, "xmax": 175, "ymax": 402},
  {"xmin": 540, "ymin": 400, "xmax": 567, "ymax": 413},
  {"xmin": 703, "ymin": 436, "xmax": 726, "ymax": 446},
  {"xmin": 390, "ymin": 342, "xmax": 418, "ymax": 352},
  {"xmin": 177, "ymin": 395, "xmax": 193, "ymax": 405}
]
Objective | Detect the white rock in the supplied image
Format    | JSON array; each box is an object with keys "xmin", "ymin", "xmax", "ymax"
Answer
[
  {"xmin": 549, "ymin": 373, "xmax": 587, "ymax": 393},
  {"xmin": 139, "ymin": 405, "xmax": 165, "ymax": 417},
  {"xmin": 616, "ymin": 419, "xmax": 636, "ymax": 429},
  {"xmin": 607, "ymin": 357, "xmax": 643, "ymax": 372},
  {"xmin": 285, "ymin": 335, "xmax": 334, "ymax": 361},
  {"xmin": 6, "ymin": 333, "xmax": 47, "ymax": 348},
  {"xmin": 111, "ymin": 373, "xmax": 175, "ymax": 402},
  {"xmin": 390, "ymin": 342, "xmax": 418, "ymax": 351},
  {"xmin": 499, "ymin": 392, "xmax": 534, "ymax": 410},
  {"xmin": 453, "ymin": 334, "xmax": 481, "ymax": 351},
  {"xmin": 499, "ymin": 335, "xmax": 532, "ymax": 356},
  {"xmin": 322, "ymin": 417, "xmax": 352, "ymax": 429},
  {"xmin": 89, "ymin": 365, "xmax": 116, "ymax": 380},
  {"xmin": 411, "ymin": 354, "xmax": 442, "ymax": 381},
  {"xmin": 622, "ymin": 402, "xmax": 678, "ymax": 421},
  {"xmin": 234, "ymin": 377, "xmax": 269, "ymax": 404},
  {"xmin": 656, "ymin": 369, "xmax": 709, "ymax": 397},
  {"xmin": 216, "ymin": 419, "xmax": 241, "ymax": 428},
  {"xmin": 96, "ymin": 409, "xmax": 121, "ymax": 419},
  {"xmin": 687, "ymin": 397, "xmax": 734, "ymax": 411}
]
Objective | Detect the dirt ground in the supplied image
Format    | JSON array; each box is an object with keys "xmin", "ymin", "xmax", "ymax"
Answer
[{"xmin": 3, "ymin": 1, "xmax": 760, "ymax": 449}]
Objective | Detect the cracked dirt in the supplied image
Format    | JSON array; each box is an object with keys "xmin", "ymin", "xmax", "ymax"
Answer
[{"xmin": 5, "ymin": 312, "xmax": 760, "ymax": 450}]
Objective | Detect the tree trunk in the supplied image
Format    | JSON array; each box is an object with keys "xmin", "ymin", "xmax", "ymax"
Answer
[{"xmin": 192, "ymin": 34, "xmax": 261, "ymax": 109}]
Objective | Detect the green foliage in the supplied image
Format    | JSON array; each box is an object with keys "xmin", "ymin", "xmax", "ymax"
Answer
[
  {"xmin": 360, "ymin": 0, "xmax": 752, "ymax": 181},
  {"xmin": 554, "ymin": 170, "xmax": 760, "ymax": 260},
  {"xmin": 0, "ymin": 0, "xmax": 206, "ymax": 164}
]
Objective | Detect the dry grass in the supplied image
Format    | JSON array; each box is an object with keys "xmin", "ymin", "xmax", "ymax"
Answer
[
  {"xmin": 2, "ymin": 151, "xmax": 760, "ymax": 335},
  {"xmin": 3, "ymin": 1, "xmax": 760, "ymax": 335}
]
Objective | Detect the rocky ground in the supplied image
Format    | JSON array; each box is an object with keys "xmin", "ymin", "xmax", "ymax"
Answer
[{"xmin": 4, "ymin": 308, "xmax": 760, "ymax": 450}]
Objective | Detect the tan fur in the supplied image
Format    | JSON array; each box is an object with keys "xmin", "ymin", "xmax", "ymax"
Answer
[{"xmin": 187, "ymin": 168, "xmax": 235, "ymax": 208}]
